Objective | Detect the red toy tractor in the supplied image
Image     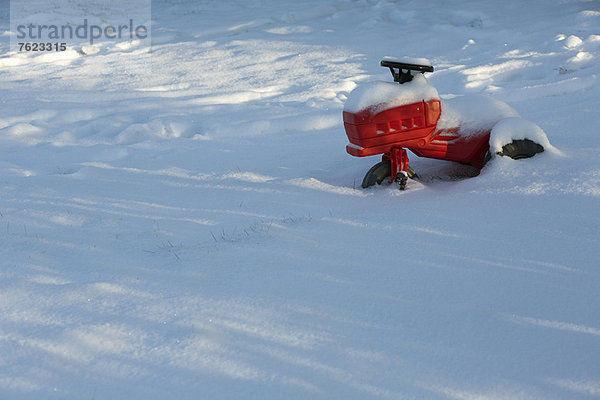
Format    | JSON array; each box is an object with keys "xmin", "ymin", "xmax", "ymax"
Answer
[{"xmin": 343, "ymin": 59, "xmax": 545, "ymax": 189}]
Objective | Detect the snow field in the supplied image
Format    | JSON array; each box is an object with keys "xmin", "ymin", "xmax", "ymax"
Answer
[{"xmin": 1, "ymin": 0, "xmax": 600, "ymax": 399}]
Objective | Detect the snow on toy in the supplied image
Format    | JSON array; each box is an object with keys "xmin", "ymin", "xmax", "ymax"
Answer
[{"xmin": 343, "ymin": 58, "xmax": 548, "ymax": 189}]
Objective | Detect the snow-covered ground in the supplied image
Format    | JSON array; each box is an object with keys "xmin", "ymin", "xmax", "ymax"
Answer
[{"xmin": 1, "ymin": 0, "xmax": 599, "ymax": 398}]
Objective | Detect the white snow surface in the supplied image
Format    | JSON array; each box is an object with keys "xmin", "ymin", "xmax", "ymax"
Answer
[
  {"xmin": 437, "ymin": 94, "xmax": 520, "ymax": 136},
  {"xmin": 344, "ymin": 74, "xmax": 439, "ymax": 114},
  {"xmin": 1, "ymin": 1, "xmax": 600, "ymax": 400}
]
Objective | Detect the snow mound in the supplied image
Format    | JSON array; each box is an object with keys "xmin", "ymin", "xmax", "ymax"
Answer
[
  {"xmin": 343, "ymin": 74, "xmax": 439, "ymax": 114},
  {"xmin": 489, "ymin": 117, "xmax": 561, "ymax": 155},
  {"xmin": 437, "ymin": 94, "xmax": 520, "ymax": 136}
]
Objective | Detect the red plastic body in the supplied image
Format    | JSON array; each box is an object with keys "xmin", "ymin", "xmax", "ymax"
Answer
[{"xmin": 344, "ymin": 99, "xmax": 490, "ymax": 169}]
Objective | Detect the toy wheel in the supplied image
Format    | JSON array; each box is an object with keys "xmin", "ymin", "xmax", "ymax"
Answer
[
  {"xmin": 361, "ymin": 161, "xmax": 417, "ymax": 188},
  {"xmin": 497, "ymin": 139, "xmax": 544, "ymax": 159}
]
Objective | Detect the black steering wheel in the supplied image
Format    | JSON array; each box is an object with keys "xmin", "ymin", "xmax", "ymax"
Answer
[{"xmin": 380, "ymin": 59, "xmax": 434, "ymax": 84}]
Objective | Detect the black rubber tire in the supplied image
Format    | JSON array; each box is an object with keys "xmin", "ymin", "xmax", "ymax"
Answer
[
  {"xmin": 497, "ymin": 139, "xmax": 544, "ymax": 160},
  {"xmin": 361, "ymin": 161, "xmax": 417, "ymax": 188},
  {"xmin": 362, "ymin": 161, "xmax": 391, "ymax": 188}
]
